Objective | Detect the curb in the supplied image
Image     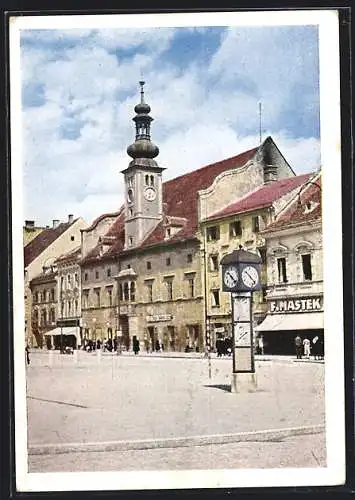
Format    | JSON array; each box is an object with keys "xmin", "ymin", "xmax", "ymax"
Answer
[{"xmin": 29, "ymin": 424, "xmax": 325, "ymax": 456}]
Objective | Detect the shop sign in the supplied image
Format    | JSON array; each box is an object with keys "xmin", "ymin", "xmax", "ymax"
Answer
[
  {"xmin": 146, "ymin": 314, "xmax": 173, "ymax": 322},
  {"xmin": 269, "ymin": 296, "xmax": 323, "ymax": 314},
  {"xmin": 214, "ymin": 327, "xmax": 225, "ymax": 333}
]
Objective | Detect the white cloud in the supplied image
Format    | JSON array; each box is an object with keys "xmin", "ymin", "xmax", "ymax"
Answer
[{"xmin": 19, "ymin": 25, "xmax": 321, "ymax": 226}]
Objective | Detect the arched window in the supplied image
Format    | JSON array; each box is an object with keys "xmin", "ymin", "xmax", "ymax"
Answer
[
  {"xmin": 150, "ymin": 175, "xmax": 154, "ymax": 186},
  {"xmin": 123, "ymin": 282, "xmax": 129, "ymax": 301},
  {"xmin": 145, "ymin": 175, "xmax": 149, "ymax": 186}
]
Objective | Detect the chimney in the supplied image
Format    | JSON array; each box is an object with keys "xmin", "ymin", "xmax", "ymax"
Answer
[
  {"xmin": 52, "ymin": 219, "xmax": 60, "ymax": 228},
  {"xmin": 68, "ymin": 214, "xmax": 74, "ymax": 224},
  {"xmin": 25, "ymin": 220, "xmax": 35, "ymax": 228}
]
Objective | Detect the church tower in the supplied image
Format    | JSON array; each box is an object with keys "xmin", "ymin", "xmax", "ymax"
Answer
[{"xmin": 122, "ymin": 81, "xmax": 165, "ymax": 249}]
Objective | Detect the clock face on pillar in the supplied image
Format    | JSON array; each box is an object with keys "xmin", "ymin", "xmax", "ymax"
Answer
[
  {"xmin": 144, "ymin": 187, "xmax": 156, "ymax": 201},
  {"xmin": 241, "ymin": 265, "xmax": 260, "ymax": 289},
  {"xmin": 223, "ymin": 265, "xmax": 239, "ymax": 289}
]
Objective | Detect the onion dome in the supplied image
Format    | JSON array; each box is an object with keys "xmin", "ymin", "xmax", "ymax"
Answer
[{"xmin": 127, "ymin": 81, "xmax": 159, "ymax": 160}]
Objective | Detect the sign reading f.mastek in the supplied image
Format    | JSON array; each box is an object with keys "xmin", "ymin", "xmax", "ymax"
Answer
[{"xmin": 269, "ymin": 296, "xmax": 323, "ymax": 314}]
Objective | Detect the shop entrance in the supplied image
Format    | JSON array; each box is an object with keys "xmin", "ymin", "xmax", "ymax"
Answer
[{"xmin": 262, "ymin": 330, "xmax": 324, "ymax": 356}]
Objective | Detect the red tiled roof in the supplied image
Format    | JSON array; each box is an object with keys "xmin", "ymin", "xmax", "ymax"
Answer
[
  {"xmin": 263, "ymin": 175, "xmax": 322, "ymax": 233},
  {"xmin": 80, "ymin": 146, "xmax": 259, "ymax": 263},
  {"xmin": 206, "ymin": 173, "xmax": 313, "ymax": 221},
  {"xmin": 24, "ymin": 222, "xmax": 75, "ymax": 267}
]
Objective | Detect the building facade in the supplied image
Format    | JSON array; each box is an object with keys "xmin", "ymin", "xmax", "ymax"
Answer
[
  {"xmin": 29, "ymin": 267, "xmax": 57, "ymax": 349},
  {"xmin": 24, "ymin": 215, "xmax": 87, "ymax": 346},
  {"xmin": 200, "ymin": 173, "xmax": 314, "ymax": 349},
  {"xmin": 77, "ymin": 82, "xmax": 306, "ymax": 353},
  {"xmin": 255, "ymin": 173, "xmax": 323, "ymax": 354}
]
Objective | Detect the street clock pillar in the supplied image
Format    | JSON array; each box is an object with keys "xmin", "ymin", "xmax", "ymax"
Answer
[{"xmin": 220, "ymin": 246, "xmax": 262, "ymax": 393}]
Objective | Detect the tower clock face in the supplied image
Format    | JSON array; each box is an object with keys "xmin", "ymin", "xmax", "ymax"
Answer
[
  {"xmin": 241, "ymin": 265, "xmax": 259, "ymax": 288},
  {"xmin": 144, "ymin": 187, "xmax": 156, "ymax": 201},
  {"xmin": 223, "ymin": 265, "xmax": 239, "ymax": 289},
  {"xmin": 127, "ymin": 188, "xmax": 134, "ymax": 203}
]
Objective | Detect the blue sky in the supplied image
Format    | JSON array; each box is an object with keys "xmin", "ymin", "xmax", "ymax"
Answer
[{"xmin": 19, "ymin": 22, "xmax": 320, "ymax": 226}]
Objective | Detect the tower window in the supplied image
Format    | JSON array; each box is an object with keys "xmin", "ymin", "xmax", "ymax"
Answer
[
  {"xmin": 128, "ymin": 208, "xmax": 133, "ymax": 217},
  {"xmin": 71, "ymin": 236, "xmax": 75, "ymax": 241},
  {"xmin": 187, "ymin": 253, "xmax": 193, "ymax": 263},
  {"xmin": 145, "ymin": 174, "xmax": 149, "ymax": 186},
  {"xmin": 302, "ymin": 254, "xmax": 312, "ymax": 281},
  {"xmin": 95, "ymin": 270, "xmax": 99, "ymax": 279},
  {"xmin": 107, "ymin": 268, "xmax": 111, "ymax": 278},
  {"xmin": 166, "ymin": 257, "xmax": 171, "ymax": 266},
  {"xmin": 147, "ymin": 261, "xmax": 151, "ymax": 270},
  {"xmin": 84, "ymin": 272, "xmax": 88, "ymax": 281},
  {"xmin": 150, "ymin": 175, "xmax": 154, "ymax": 186},
  {"xmin": 128, "ymin": 236, "xmax": 133, "ymax": 246}
]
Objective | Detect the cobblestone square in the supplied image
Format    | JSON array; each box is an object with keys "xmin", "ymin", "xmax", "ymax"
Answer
[{"xmin": 26, "ymin": 351, "xmax": 326, "ymax": 472}]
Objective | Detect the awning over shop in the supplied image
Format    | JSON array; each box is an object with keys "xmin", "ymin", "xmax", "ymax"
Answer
[
  {"xmin": 45, "ymin": 327, "xmax": 79, "ymax": 337},
  {"xmin": 255, "ymin": 312, "xmax": 323, "ymax": 332}
]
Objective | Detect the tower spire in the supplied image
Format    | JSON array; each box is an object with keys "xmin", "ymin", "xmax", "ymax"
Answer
[{"xmin": 127, "ymin": 81, "xmax": 159, "ymax": 162}]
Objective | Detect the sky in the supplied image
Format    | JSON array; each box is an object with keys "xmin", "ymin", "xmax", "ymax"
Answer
[{"xmin": 19, "ymin": 21, "xmax": 321, "ymax": 226}]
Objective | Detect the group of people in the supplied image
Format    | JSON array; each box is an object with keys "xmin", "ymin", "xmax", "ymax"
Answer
[
  {"xmin": 82, "ymin": 337, "xmax": 119, "ymax": 353},
  {"xmin": 215, "ymin": 337, "xmax": 232, "ymax": 357},
  {"xmin": 294, "ymin": 335, "xmax": 324, "ymax": 360}
]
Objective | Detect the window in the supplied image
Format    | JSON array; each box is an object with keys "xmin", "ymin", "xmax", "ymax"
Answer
[
  {"xmin": 71, "ymin": 236, "xmax": 75, "ymax": 241},
  {"xmin": 61, "ymin": 301, "xmax": 65, "ymax": 317},
  {"xmin": 229, "ymin": 221, "xmax": 242, "ymax": 237},
  {"xmin": 209, "ymin": 255, "xmax": 219, "ymax": 272},
  {"xmin": 95, "ymin": 270, "xmax": 99, "ymax": 279},
  {"xmin": 127, "ymin": 264, "xmax": 131, "ymax": 269},
  {"xmin": 67, "ymin": 275, "xmax": 71, "ymax": 288},
  {"xmin": 188, "ymin": 278, "xmax": 195, "ymax": 298},
  {"xmin": 127, "ymin": 176, "xmax": 133, "ymax": 188},
  {"xmin": 61, "ymin": 276, "xmax": 64, "ymax": 290},
  {"xmin": 147, "ymin": 261, "xmax": 151, "ymax": 270},
  {"xmin": 211, "ymin": 290, "xmax": 220, "ymax": 307},
  {"xmin": 206, "ymin": 226, "xmax": 220, "ymax": 241},
  {"xmin": 301, "ymin": 254, "xmax": 312, "ymax": 281},
  {"xmin": 84, "ymin": 272, "xmax": 88, "ymax": 281},
  {"xmin": 277, "ymin": 257, "xmax": 287, "ymax": 283},
  {"xmin": 187, "ymin": 253, "xmax": 193, "ymax": 263},
  {"xmin": 259, "ymin": 247, "xmax": 267, "ymax": 265},
  {"xmin": 252, "ymin": 216, "xmax": 260, "ymax": 233},
  {"xmin": 94, "ymin": 288, "xmax": 100, "ymax": 307},
  {"xmin": 128, "ymin": 236, "xmax": 133, "ymax": 246},
  {"xmin": 150, "ymin": 175, "xmax": 154, "ymax": 186},
  {"xmin": 146, "ymin": 281, "xmax": 153, "ymax": 302},
  {"xmin": 119, "ymin": 283, "xmax": 124, "ymax": 301},
  {"xmin": 107, "ymin": 286, "xmax": 113, "ymax": 306},
  {"xmin": 68, "ymin": 301, "xmax": 71, "ymax": 316},
  {"xmin": 262, "ymin": 285, "xmax": 267, "ymax": 303},
  {"xmin": 145, "ymin": 174, "xmax": 149, "ymax": 186},
  {"xmin": 107, "ymin": 268, "xmax": 111, "ymax": 278},
  {"xmin": 50, "ymin": 308, "xmax": 55, "ymax": 323},
  {"xmin": 166, "ymin": 257, "xmax": 171, "ymax": 266},
  {"xmin": 82, "ymin": 290, "xmax": 89, "ymax": 309},
  {"xmin": 166, "ymin": 280, "xmax": 173, "ymax": 300},
  {"xmin": 166, "ymin": 228, "xmax": 171, "ymax": 238},
  {"xmin": 129, "ymin": 208, "xmax": 133, "ymax": 217},
  {"xmin": 123, "ymin": 282, "xmax": 129, "ymax": 301},
  {"xmin": 36, "ymin": 291, "xmax": 41, "ymax": 303},
  {"xmin": 41, "ymin": 309, "xmax": 47, "ymax": 325},
  {"xmin": 75, "ymin": 273, "xmax": 79, "ymax": 285},
  {"xmin": 130, "ymin": 282, "xmax": 135, "ymax": 302},
  {"xmin": 74, "ymin": 300, "xmax": 78, "ymax": 316}
]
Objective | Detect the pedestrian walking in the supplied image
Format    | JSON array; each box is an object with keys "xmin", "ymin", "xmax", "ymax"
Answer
[
  {"xmin": 294, "ymin": 335, "xmax": 302, "ymax": 359},
  {"xmin": 25, "ymin": 345, "xmax": 30, "ymax": 365},
  {"xmin": 133, "ymin": 337, "xmax": 140, "ymax": 355},
  {"xmin": 303, "ymin": 337, "xmax": 311, "ymax": 359}
]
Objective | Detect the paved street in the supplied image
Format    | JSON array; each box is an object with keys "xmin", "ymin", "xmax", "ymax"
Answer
[{"xmin": 26, "ymin": 351, "xmax": 325, "ymax": 472}]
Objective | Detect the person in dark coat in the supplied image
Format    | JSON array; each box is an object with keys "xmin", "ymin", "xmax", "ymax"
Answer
[
  {"xmin": 133, "ymin": 337, "xmax": 140, "ymax": 355},
  {"xmin": 294, "ymin": 335, "xmax": 302, "ymax": 359}
]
